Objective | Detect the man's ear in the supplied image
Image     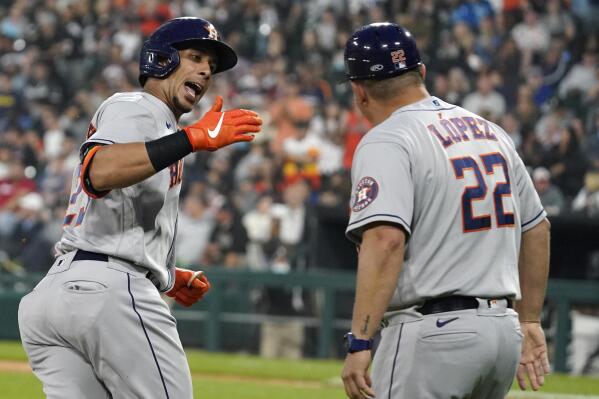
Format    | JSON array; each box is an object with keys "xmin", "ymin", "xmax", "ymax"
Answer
[
  {"xmin": 419, "ymin": 64, "xmax": 427, "ymax": 81},
  {"xmin": 351, "ymin": 81, "xmax": 368, "ymax": 107}
]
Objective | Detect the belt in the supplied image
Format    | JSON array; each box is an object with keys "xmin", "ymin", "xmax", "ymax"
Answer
[
  {"xmin": 73, "ymin": 249, "xmax": 108, "ymax": 263},
  {"xmin": 71, "ymin": 250, "xmax": 162, "ymax": 290},
  {"xmin": 417, "ymin": 295, "xmax": 513, "ymax": 315}
]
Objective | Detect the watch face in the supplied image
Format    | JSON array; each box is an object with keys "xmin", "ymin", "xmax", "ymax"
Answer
[{"xmin": 343, "ymin": 333, "xmax": 352, "ymax": 352}]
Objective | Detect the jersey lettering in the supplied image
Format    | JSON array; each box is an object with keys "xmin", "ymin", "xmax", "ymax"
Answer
[
  {"xmin": 86, "ymin": 123, "xmax": 97, "ymax": 139},
  {"xmin": 427, "ymin": 124, "xmax": 452, "ymax": 148},
  {"xmin": 63, "ymin": 165, "xmax": 89, "ymax": 227},
  {"xmin": 429, "ymin": 116, "xmax": 498, "ymax": 148}
]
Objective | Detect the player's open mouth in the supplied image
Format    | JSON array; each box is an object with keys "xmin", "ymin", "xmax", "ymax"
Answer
[{"xmin": 183, "ymin": 81, "xmax": 203, "ymax": 102}]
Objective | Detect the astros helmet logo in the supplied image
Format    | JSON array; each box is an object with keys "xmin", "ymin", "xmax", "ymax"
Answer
[{"xmin": 206, "ymin": 23, "xmax": 219, "ymax": 40}]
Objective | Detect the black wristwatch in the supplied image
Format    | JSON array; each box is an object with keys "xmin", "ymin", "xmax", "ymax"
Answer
[{"xmin": 343, "ymin": 332, "xmax": 372, "ymax": 353}]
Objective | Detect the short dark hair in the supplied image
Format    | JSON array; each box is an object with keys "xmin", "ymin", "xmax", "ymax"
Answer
[{"xmin": 358, "ymin": 69, "xmax": 423, "ymax": 101}]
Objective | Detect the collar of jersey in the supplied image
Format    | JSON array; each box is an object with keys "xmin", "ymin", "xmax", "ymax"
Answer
[
  {"xmin": 142, "ymin": 91, "xmax": 177, "ymax": 126},
  {"xmin": 391, "ymin": 96, "xmax": 443, "ymax": 115}
]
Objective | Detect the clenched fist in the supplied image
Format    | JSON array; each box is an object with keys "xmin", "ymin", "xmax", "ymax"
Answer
[{"xmin": 166, "ymin": 268, "xmax": 211, "ymax": 307}]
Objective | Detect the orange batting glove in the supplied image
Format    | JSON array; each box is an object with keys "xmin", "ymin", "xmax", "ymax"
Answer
[
  {"xmin": 183, "ymin": 96, "xmax": 262, "ymax": 152},
  {"xmin": 166, "ymin": 268, "xmax": 211, "ymax": 307}
]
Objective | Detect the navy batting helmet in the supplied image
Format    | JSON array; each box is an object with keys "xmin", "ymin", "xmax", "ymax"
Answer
[
  {"xmin": 139, "ymin": 17, "xmax": 237, "ymax": 86},
  {"xmin": 344, "ymin": 22, "xmax": 422, "ymax": 81}
]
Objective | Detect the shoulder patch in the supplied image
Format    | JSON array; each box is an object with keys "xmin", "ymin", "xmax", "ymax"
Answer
[{"xmin": 352, "ymin": 176, "xmax": 379, "ymax": 212}]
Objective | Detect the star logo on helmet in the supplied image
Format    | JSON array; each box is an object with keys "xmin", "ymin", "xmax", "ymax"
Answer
[{"xmin": 206, "ymin": 23, "xmax": 219, "ymax": 40}]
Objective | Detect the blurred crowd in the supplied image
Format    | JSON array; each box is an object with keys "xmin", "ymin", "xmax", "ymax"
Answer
[{"xmin": 1, "ymin": 0, "xmax": 599, "ymax": 278}]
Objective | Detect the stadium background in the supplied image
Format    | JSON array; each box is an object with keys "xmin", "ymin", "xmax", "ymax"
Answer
[{"xmin": 0, "ymin": 0, "xmax": 599, "ymax": 395}]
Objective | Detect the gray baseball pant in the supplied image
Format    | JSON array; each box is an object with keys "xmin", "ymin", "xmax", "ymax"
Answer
[
  {"xmin": 18, "ymin": 251, "xmax": 192, "ymax": 399},
  {"xmin": 372, "ymin": 299, "xmax": 522, "ymax": 398}
]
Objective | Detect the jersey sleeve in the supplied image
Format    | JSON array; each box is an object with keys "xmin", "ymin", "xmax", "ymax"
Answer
[
  {"xmin": 79, "ymin": 101, "xmax": 158, "ymax": 199},
  {"xmin": 514, "ymin": 153, "xmax": 546, "ymax": 232},
  {"xmin": 87, "ymin": 101, "xmax": 158, "ymax": 146},
  {"xmin": 346, "ymin": 141, "xmax": 413, "ymax": 244}
]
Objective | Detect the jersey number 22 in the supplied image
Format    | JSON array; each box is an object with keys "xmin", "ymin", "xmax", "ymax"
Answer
[{"xmin": 451, "ymin": 153, "xmax": 514, "ymax": 233}]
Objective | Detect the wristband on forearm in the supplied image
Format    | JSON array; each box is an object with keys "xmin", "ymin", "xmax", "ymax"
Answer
[{"xmin": 145, "ymin": 130, "xmax": 193, "ymax": 172}]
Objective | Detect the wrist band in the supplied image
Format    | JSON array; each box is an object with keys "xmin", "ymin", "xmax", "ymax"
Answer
[
  {"xmin": 145, "ymin": 130, "xmax": 192, "ymax": 172},
  {"xmin": 520, "ymin": 320, "xmax": 541, "ymax": 323}
]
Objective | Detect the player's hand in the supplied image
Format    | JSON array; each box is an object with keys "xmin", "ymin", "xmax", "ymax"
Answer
[
  {"xmin": 166, "ymin": 268, "xmax": 211, "ymax": 307},
  {"xmin": 341, "ymin": 350, "xmax": 375, "ymax": 399},
  {"xmin": 183, "ymin": 96, "xmax": 262, "ymax": 152},
  {"xmin": 516, "ymin": 322, "xmax": 551, "ymax": 391}
]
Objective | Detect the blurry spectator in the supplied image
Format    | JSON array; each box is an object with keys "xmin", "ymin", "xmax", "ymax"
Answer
[
  {"xmin": 533, "ymin": 167, "xmax": 565, "ymax": 216},
  {"xmin": 541, "ymin": 37, "xmax": 572, "ymax": 86},
  {"xmin": 268, "ymin": 78, "xmax": 313, "ymax": 156},
  {"xmin": 500, "ymin": 113, "xmax": 522, "ymax": 151},
  {"xmin": 40, "ymin": 107, "xmax": 66, "ymax": 161},
  {"xmin": 281, "ymin": 107, "xmax": 324, "ymax": 189},
  {"xmin": 0, "ymin": 3, "xmax": 26, "ymax": 39},
  {"xmin": 203, "ymin": 202, "xmax": 248, "ymax": 268},
  {"xmin": 0, "ymin": 145, "xmax": 35, "ymax": 211},
  {"xmin": 271, "ymin": 179, "xmax": 312, "ymax": 258},
  {"xmin": 451, "ymin": 0, "xmax": 494, "ymax": 30},
  {"xmin": 571, "ymin": 0, "xmax": 599, "ymax": 34},
  {"xmin": 474, "ymin": 15, "xmax": 501, "ymax": 66},
  {"xmin": 3, "ymin": 192, "xmax": 53, "ymax": 272},
  {"xmin": 559, "ymin": 51, "xmax": 598, "ymax": 100},
  {"xmin": 511, "ymin": 7, "xmax": 550, "ymax": 56},
  {"xmin": 315, "ymin": 8, "xmax": 338, "ymax": 54},
  {"xmin": 543, "ymin": 0, "xmax": 576, "ymax": 39},
  {"xmin": 259, "ymin": 179, "xmax": 312, "ymax": 359},
  {"xmin": 587, "ymin": 113, "xmax": 599, "ymax": 171},
  {"xmin": 572, "ymin": 170, "xmax": 599, "ymax": 217},
  {"xmin": 22, "ymin": 64, "xmax": 63, "ymax": 106},
  {"xmin": 515, "ymin": 84, "xmax": 540, "ymax": 128},
  {"xmin": 526, "ymin": 66, "xmax": 553, "ymax": 110},
  {"xmin": 341, "ymin": 102, "xmax": 372, "ymax": 170},
  {"xmin": 535, "ymin": 100, "xmax": 572, "ymax": 149},
  {"xmin": 319, "ymin": 170, "xmax": 351, "ymax": 210},
  {"xmin": 492, "ymin": 38, "xmax": 521, "ymax": 105},
  {"xmin": 462, "ymin": 72, "xmax": 506, "ymax": 120},
  {"xmin": 113, "ymin": 18, "xmax": 143, "ymax": 61},
  {"xmin": 0, "ymin": 72, "xmax": 20, "ymax": 132},
  {"xmin": 445, "ymin": 67, "xmax": 471, "ymax": 105},
  {"xmin": 543, "ymin": 125, "xmax": 588, "ymax": 198},
  {"xmin": 242, "ymin": 194, "xmax": 277, "ymax": 271}
]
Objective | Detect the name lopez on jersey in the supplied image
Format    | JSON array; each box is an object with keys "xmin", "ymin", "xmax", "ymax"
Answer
[{"xmin": 427, "ymin": 115, "xmax": 497, "ymax": 148}]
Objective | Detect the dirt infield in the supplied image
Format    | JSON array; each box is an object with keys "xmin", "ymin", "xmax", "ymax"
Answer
[
  {"xmin": 0, "ymin": 360, "xmax": 324, "ymax": 389},
  {"xmin": 0, "ymin": 360, "xmax": 30, "ymax": 373}
]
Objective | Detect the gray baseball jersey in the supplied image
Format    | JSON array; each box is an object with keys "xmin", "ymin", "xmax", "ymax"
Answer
[
  {"xmin": 56, "ymin": 92, "xmax": 181, "ymax": 291},
  {"xmin": 346, "ymin": 96, "xmax": 546, "ymax": 308},
  {"xmin": 20, "ymin": 91, "xmax": 193, "ymax": 398}
]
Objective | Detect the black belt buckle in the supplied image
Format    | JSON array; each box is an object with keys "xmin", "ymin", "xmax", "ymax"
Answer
[{"xmin": 73, "ymin": 250, "xmax": 108, "ymax": 263}]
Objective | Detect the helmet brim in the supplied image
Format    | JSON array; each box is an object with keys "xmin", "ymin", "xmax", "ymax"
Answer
[{"xmin": 175, "ymin": 39, "xmax": 238, "ymax": 74}]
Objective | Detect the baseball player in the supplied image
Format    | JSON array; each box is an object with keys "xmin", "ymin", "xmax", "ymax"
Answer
[
  {"xmin": 18, "ymin": 17, "xmax": 261, "ymax": 399},
  {"xmin": 340, "ymin": 23, "xmax": 551, "ymax": 398}
]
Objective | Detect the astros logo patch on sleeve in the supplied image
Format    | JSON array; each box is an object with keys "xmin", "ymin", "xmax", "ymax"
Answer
[{"xmin": 352, "ymin": 176, "xmax": 379, "ymax": 212}]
